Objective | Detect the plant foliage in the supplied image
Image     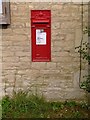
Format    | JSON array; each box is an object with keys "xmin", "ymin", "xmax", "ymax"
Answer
[
  {"xmin": 75, "ymin": 27, "xmax": 90, "ymax": 92},
  {"xmin": 2, "ymin": 90, "xmax": 88, "ymax": 118}
]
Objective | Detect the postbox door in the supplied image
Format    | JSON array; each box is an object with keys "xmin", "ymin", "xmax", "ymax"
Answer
[{"xmin": 32, "ymin": 26, "xmax": 51, "ymax": 62}]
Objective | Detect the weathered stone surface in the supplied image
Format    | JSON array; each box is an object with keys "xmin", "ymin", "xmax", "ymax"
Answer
[{"xmin": 1, "ymin": 2, "xmax": 88, "ymax": 101}]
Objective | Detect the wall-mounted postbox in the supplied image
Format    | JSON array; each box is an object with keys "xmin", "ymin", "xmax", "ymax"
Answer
[{"xmin": 31, "ymin": 10, "xmax": 51, "ymax": 62}]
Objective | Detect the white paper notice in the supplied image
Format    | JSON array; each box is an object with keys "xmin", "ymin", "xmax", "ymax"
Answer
[
  {"xmin": 36, "ymin": 29, "xmax": 46, "ymax": 45},
  {"xmin": 0, "ymin": 0, "xmax": 2, "ymax": 14}
]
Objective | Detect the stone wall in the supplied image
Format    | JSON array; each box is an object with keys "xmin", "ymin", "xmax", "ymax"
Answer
[{"xmin": 1, "ymin": 2, "xmax": 88, "ymax": 101}]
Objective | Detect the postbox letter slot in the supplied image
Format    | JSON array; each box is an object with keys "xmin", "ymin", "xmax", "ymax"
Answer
[{"xmin": 32, "ymin": 20, "xmax": 49, "ymax": 23}]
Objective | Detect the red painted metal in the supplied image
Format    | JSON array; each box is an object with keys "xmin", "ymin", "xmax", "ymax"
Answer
[{"xmin": 31, "ymin": 10, "xmax": 51, "ymax": 62}]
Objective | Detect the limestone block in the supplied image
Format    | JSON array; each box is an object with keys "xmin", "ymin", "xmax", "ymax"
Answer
[
  {"xmin": 2, "ymin": 51, "xmax": 15, "ymax": 57},
  {"xmin": 17, "ymin": 62, "xmax": 31, "ymax": 69},
  {"xmin": 2, "ymin": 62, "xmax": 19, "ymax": 70},
  {"xmin": 2, "ymin": 29, "xmax": 13, "ymax": 34},
  {"xmin": 31, "ymin": 62, "xmax": 47, "ymax": 69},
  {"xmin": 2, "ymin": 56, "xmax": 19, "ymax": 63},
  {"xmin": 12, "ymin": 28, "xmax": 30, "ymax": 35},
  {"xmin": 15, "ymin": 51, "xmax": 31, "ymax": 57},
  {"xmin": 2, "ymin": 41, "xmax": 13, "ymax": 46},
  {"xmin": 75, "ymin": 28, "xmax": 82, "ymax": 48},
  {"xmin": 46, "ymin": 63, "xmax": 56, "ymax": 70},
  {"xmin": 19, "ymin": 57, "xmax": 30, "ymax": 62},
  {"xmin": 52, "ymin": 56, "xmax": 73, "ymax": 63}
]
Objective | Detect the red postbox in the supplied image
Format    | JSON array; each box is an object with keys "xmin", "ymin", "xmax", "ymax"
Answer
[{"xmin": 31, "ymin": 10, "xmax": 51, "ymax": 62}]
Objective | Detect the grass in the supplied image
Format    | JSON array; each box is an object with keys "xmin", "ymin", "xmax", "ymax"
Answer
[{"xmin": 1, "ymin": 90, "xmax": 89, "ymax": 118}]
